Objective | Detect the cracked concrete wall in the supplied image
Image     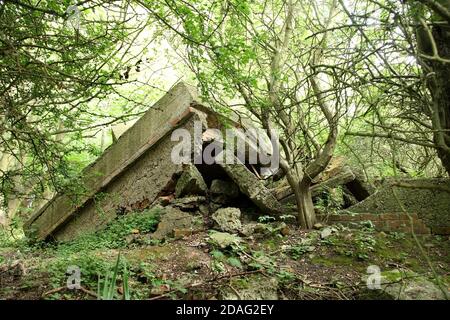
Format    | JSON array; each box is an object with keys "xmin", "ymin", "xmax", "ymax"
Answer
[
  {"xmin": 53, "ymin": 116, "xmax": 202, "ymax": 241},
  {"xmin": 25, "ymin": 83, "xmax": 202, "ymax": 241}
]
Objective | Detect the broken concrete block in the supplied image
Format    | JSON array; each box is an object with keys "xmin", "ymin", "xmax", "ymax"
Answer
[
  {"xmin": 320, "ymin": 227, "xmax": 334, "ymax": 239},
  {"xmin": 210, "ymin": 180, "xmax": 240, "ymax": 204},
  {"xmin": 198, "ymin": 204, "xmax": 210, "ymax": 215},
  {"xmin": 24, "ymin": 81, "xmax": 290, "ymax": 242},
  {"xmin": 362, "ymin": 269, "xmax": 449, "ymax": 300},
  {"xmin": 211, "ymin": 207, "xmax": 242, "ymax": 233},
  {"xmin": 175, "ymin": 164, "xmax": 208, "ymax": 198},
  {"xmin": 313, "ymin": 223, "xmax": 324, "ymax": 230},
  {"xmin": 216, "ymin": 151, "xmax": 283, "ymax": 215},
  {"xmin": 312, "ymin": 156, "xmax": 346, "ymax": 184},
  {"xmin": 274, "ymin": 168, "xmax": 354, "ymax": 203},
  {"xmin": 280, "ymin": 224, "xmax": 290, "ymax": 236},
  {"xmin": 275, "ymin": 166, "xmax": 374, "ymax": 206},
  {"xmin": 154, "ymin": 195, "xmax": 174, "ymax": 207},
  {"xmin": 239, "ymin": 222, "xmax": 276, "ymax": 237},
  {"xmin": 171, "ymin": 196, "xmax": 207, "ymax": 210},
  {"xmin": 209, "ymin": 202, "xmax": 224, "ymax": 213},
  {"xmin": 173, "ymin": 228, "xmax": 197, "ymax": 239},
  {"xmin": 151, "ymin": 207, "xmax": 200, "ymax": 240},
  {"xmin": 209, "ymin": 231, "xmax": 241, "ymax": 248},
  {"xmin": 240, "ymin": 222, "xmax": 260, "ymax": 236}
]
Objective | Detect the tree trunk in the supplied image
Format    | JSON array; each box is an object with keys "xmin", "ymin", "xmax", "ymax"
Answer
[
  {"xmin": 290, "ymin": 178, "xmax": 316, "ymax": 229},
  {"xmin": 417, "ymin": 24, "xmax": 450, "ymax": 175},
  {"xmin": 280, "ymin": 160, "xmax": 315, "ymax": 229},
  {"xmin": 431, "ymin": 26, "xmax": 450, "ymax": 175},
  {"xmin": 299, "ymin": 179, "xmax": 316, "ymax": 228}
]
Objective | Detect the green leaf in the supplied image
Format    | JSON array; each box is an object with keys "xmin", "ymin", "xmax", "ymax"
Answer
[{"xmin": 227, "ymin": 257, "xmax": 243, "ymax": 269}]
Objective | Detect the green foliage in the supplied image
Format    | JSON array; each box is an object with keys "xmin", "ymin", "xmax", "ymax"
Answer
[
  {"xmin": 210, "ymin": 249, "xmax": 225, "ymax": 260},
  {"xmin": 314, "ymin": 187, "xmax": 345, "ymax": 212},
  {"xmin": 0, "ymin": 0, "xmax": 147, "ymax": 202},
  {"xmin": 389, "ymin": 231, "xmax": 407, "ymax": 240},
  {"xmin": 97, "ymin": 254, "xmax": 130, "ymax": 300},
  {"xmin": 46, "ymin": 253, "xmax": 110, "ymax": 289},
  {"xmin": 10, "ymin": 206, "xmax": 161, "ymax": 293},
  {"xmin": 134, "ymin": 261, "xmax": 186, "ymax": 297},
  {"xmin": 258, "ymin": 215, "xmax": 276, "ymax": 223},
  {"xmin": 321, "ymin": 235, "xmax": 340, "ymax": 247},
  {"xmin": 360, "ymin": 220, "xmax": 376, "ymax": 230},
  {"xmin": 248, "ymin": 250, "xmax": 276, "ymax": 273},
  {"xmin": 0, "ymin": 217, "xmax": 28, "ymax": 249},
  {"xmin": 227, "ymin": 257, "xmax": 243, "ymax": 269},
  {"xmin": 50, "ymin": 207, "xmax": 161, "ymax": 254},
  {"xmin": 289, "ymin": 244, "xmax": 316, "ymax": 260},
  {"xmin": 316, "ymin": 226, "xmax": 378, "ymax": 261},
  {"xmin": 276, "ymin": 270, "xmax": 296, "ymax": 285},
  {"xmin": 210, "ymin": 249, "xmax": 243, "ymax": 271},
  {"xmin": 0, "ymin": 0, "xmax": 182, "ymax": 220}
]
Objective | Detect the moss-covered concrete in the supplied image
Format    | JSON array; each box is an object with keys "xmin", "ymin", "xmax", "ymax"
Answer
[{"xmin": 345, "ymin": 178, "xmax": 450, "ymax": 234}]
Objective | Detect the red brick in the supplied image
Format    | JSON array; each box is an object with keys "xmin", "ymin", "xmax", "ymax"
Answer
[
  {"xmin": 380, "ymin": 213, "xmax": 400, "ymax": 220},
  {"xmin": 359, "ymin": 213, "xmax": 379, "ymax": 221},
  {"xmin": 386, "ymin": 220, "xmax": 408, "ymax": 231},
  {"xmin": 398, "ymin": 213, "xmax": 418, "ymax": 221},
  {"xmin": 323, "ymin": 214, "xmax": 338, "ymax": 222},
  {"xmin": 413, "ymin": 225, "xmax": 431, "ymax": 235},
  {"xmin": 431, "ymin": 226, "xmax": 450, "ymax": 235},
  {"xmin": 373, "ymin": 221, "xmax": 387, "ymax": 229},
  {"xmin": 329, "ymin": 214, "xmax": 354, "ymax": 222}
]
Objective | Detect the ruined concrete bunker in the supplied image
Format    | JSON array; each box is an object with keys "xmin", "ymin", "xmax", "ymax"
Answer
[
  {"xmin": 24, "ymin": 83, "xmax": 450, "ymax": 241},
  {"xmin": 24, "ymin": 83, "xmax": 283, "ymax": 241}
]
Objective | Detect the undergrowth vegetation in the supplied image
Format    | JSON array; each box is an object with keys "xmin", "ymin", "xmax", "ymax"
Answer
[
  {"xmin": 1, "ymin": 207, "xmax": 448, "ymax": 300},
  {"xmin": 0, "ymin": 207, "xmax": 161, "ymax": 299}
]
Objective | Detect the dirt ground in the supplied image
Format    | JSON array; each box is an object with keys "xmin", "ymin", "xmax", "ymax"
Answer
[{"xmin": 1, "ymin": 220, "xmax": 448, "ymax": 300}]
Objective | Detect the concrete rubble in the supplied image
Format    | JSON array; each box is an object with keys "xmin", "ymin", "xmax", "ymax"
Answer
[
  {"xmin": 150, "ymin": 207, "xmax": 202, "ymax": 240},
  {"xmin": 211, "ymin": 207, "xmax": 242, "ymax": 233},
  {"xmin": 175, "ymin": 164, "xmax": 208, "ymax": 198}
]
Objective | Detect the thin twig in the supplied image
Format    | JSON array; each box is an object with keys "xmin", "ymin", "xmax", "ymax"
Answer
[{"xmin": 148, "ymin": 270, "xmax": 263, "ymax": 300}]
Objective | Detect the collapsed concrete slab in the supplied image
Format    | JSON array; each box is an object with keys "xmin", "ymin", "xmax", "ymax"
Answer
[
  {"xmin": 25, "ymin": 83, "xmax": 203, "ymax": 241},
  {"xmin": 272, "ymin": 159, "xmax": 373, "ymax": 206},
  {"xmin": 275, "ymin": 166, "xmax": 356, "ymax": 204},
  {"xmin": 216, "ymin": 150, "xmax": 283, "ymax": 215},
  {"xmin": 175, "ymin": 164, "xmax": 208, "ymax": 198},
  {"xmin": 24, "ymin": 83, "xmax": 283, "ymax": 241}
]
